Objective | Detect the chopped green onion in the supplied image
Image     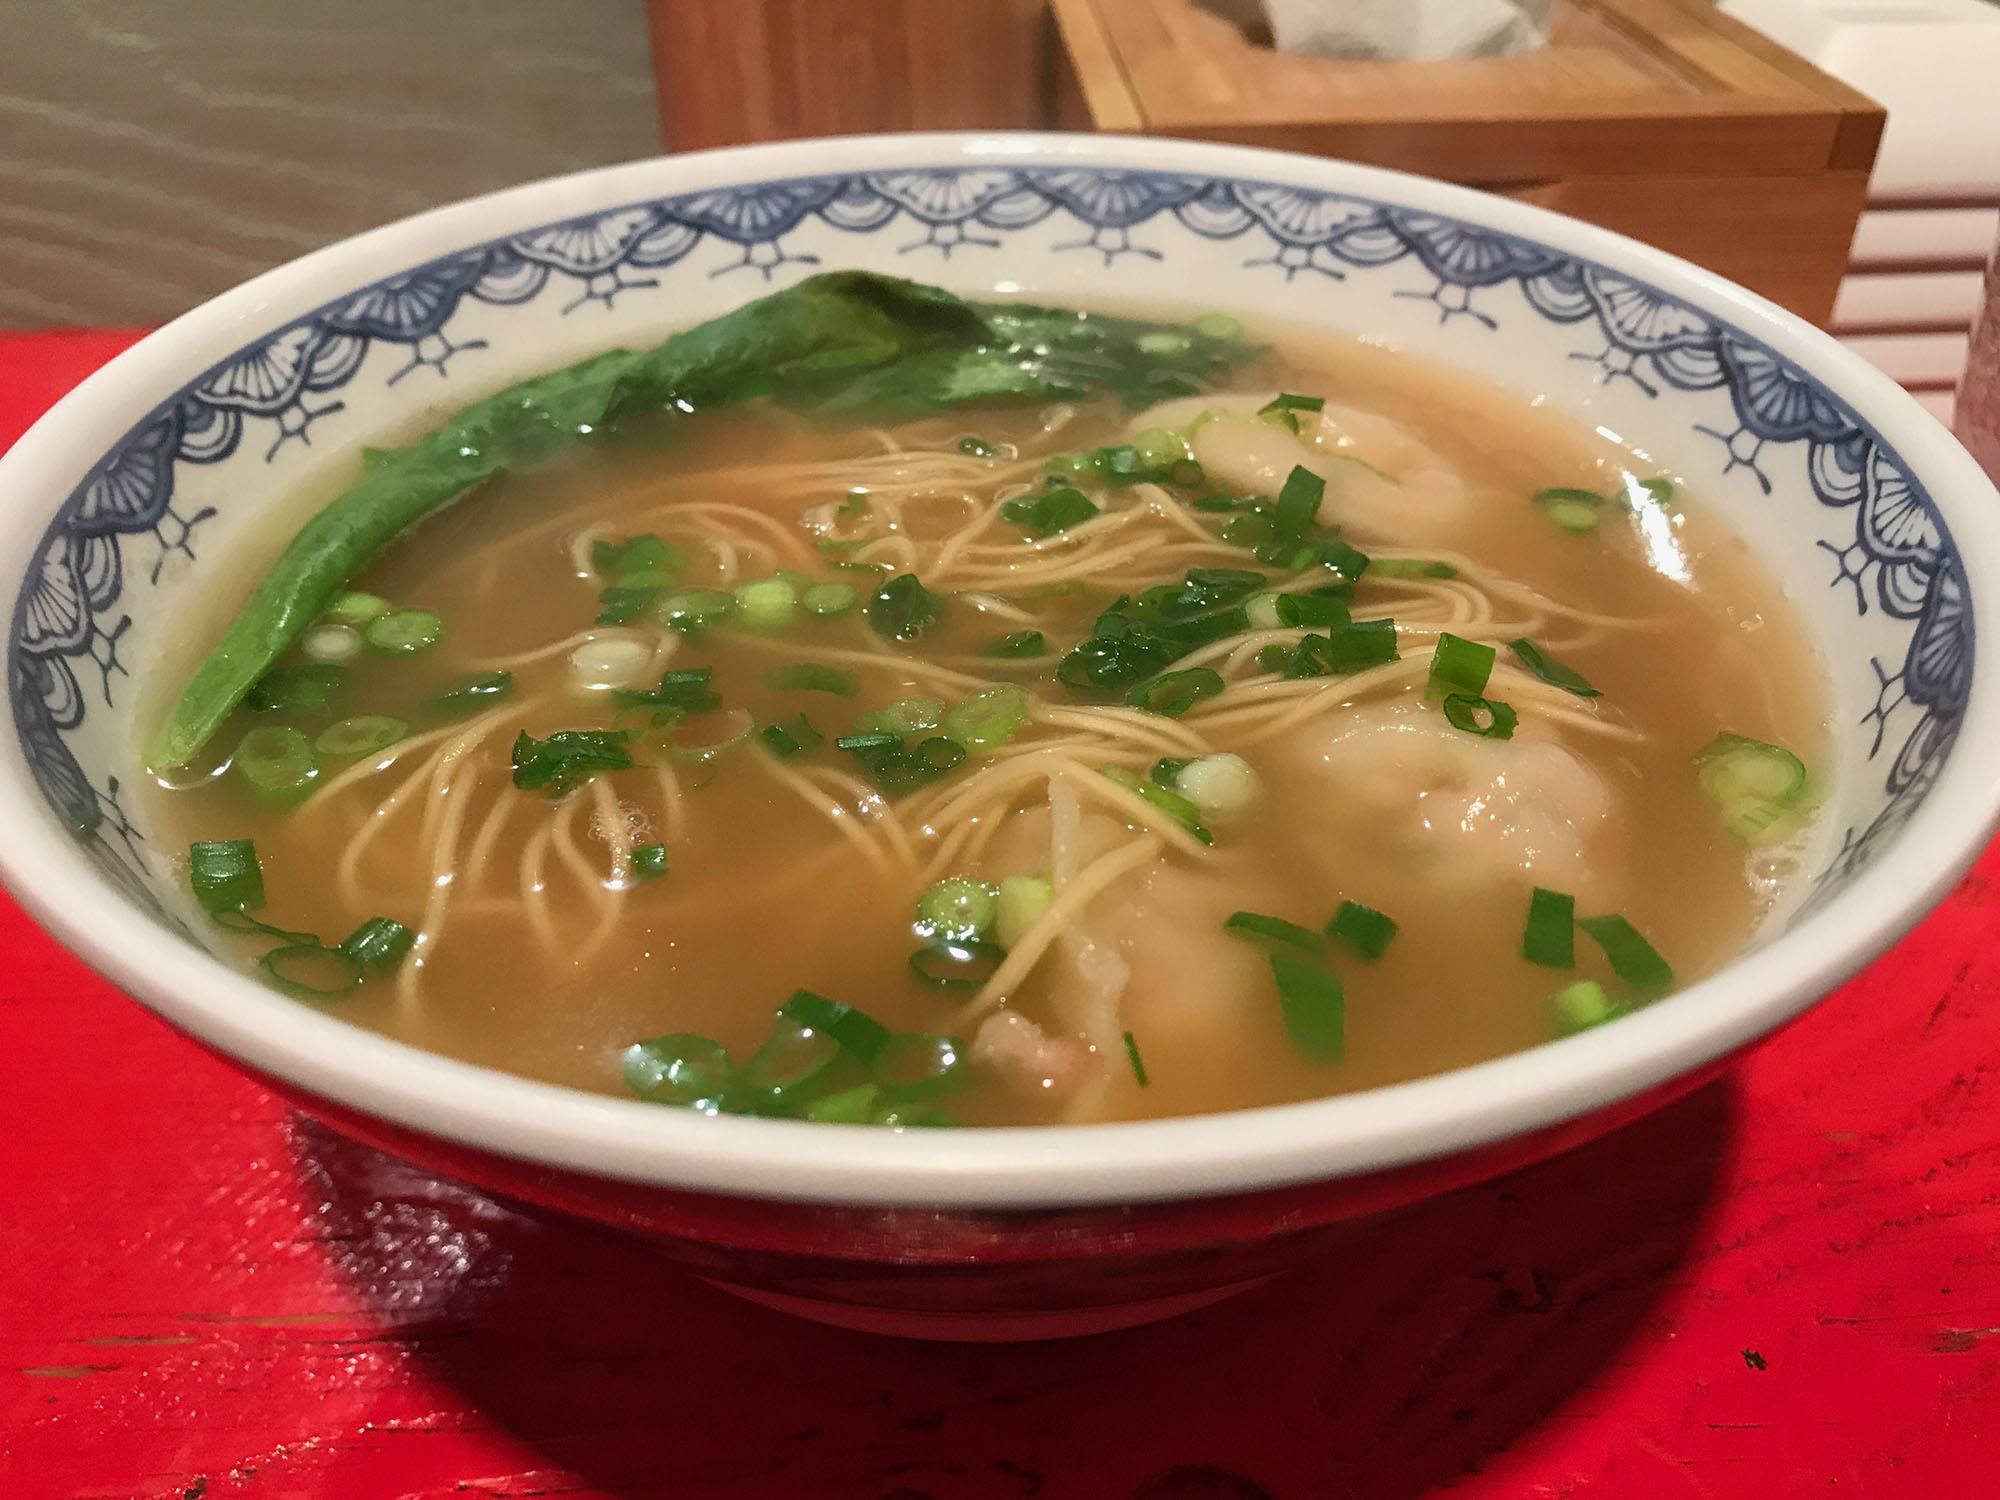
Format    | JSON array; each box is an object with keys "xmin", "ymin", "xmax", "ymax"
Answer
[
  {"xmin": 655, "ymin": 588, "xmax": 736, "ymax": 633},
  {"xmin": 1427, "ymin": 632, "xmax": 1496, "ymax": 699},
  {"xmin": 1245, "ymin": 591, "xmax": 1283, "ymax": 629},
  {"xmin": 1269, "ymin": 950, "xmax": 1344, "ymax": 1061},
  {"xmin": 630, "ymin": 843, "xmax": 669, "ymax": 880},
  {"xmin": 616, "ymin": 667, "xmax": 720, "ymax": 718},
  {"xmin": 984, "ymin": 629, "xmax": 1046, "ymax": 658},
  {"xmin": 1578, "ymin": 914, "xmax": 1673, "ymax": 991},
  {"xmin": 1133, "ymin": 426, "xmax": 1187, "ymax": 469},
  {"xmin": 1553, "ymin": 979, "xmax": 1625, "ymax": 1036},
  {"xmin": 1274, "ymin": 590, "xmax": 1351, "ymax": 628},
  {"xmin": 1125, "ymin": 667, "xmax": 1223, "ymax": 718},
  {"xmin": 1369, "ymin": 558, "xmax": 1458, "ymax": 579},
  {"xmin": 766, "ymin": 663, "xmax": 856, "ymax": 696},
  {"xmin": 510, "ymin": 728, "xmax": 633, "ymax": 796},
  {"xmin": 916, "ymin": 876, "xmax": 1001, "ymax": 941},
  {"xmin": 1224, "ymin": 910, "xmax": 1326, "ymax": 954},
  {"xmin": 1531, "ymin": 487, "xmax": 1605, "ymax": 534},
  {"xmin": 958, "ymin": 435, "xmax": 996, "ymax": 458},
  {"xmin": 1272, "ymin": 465, "xmax": 1325, "ymax": 539},
  {"xmin": 739, "ymin": 1018, "xmax": 843, "ymax": 1114},
  {"xmin": 1259, "ymin": 393, "xmax": 1325, "ymax": 434},
  {"xmin": 594, "ymin": 534, "xmax": 679, "ymax": 581},
  {"xmin": 1173, "ymin": 752, "xmax": 1260, "ymax": 817},
  {"xmin": 994, "ymin": 874, "xmax": 1052, "ymax": 950},
  {"xmin": 213, "ymin": 909, "xmax": 317, "ymax": 945},
  {"xmin": 908, "ymin": 938, "xmax": 1006, "ymax": 989},
  {"xmin": 362, "ymin": 608, "xmax": 443, "ymax": 654},
  {"xmin": 301, "ymin": 623, "xmax": 362, "ymax": 663},
  {"xmin": 1136, "ymin": 330, "xmax": 1193, "ymax": 357},
  {"xmin": 189, "ymin": 838, "xmax": 263, "ymax": 913},
  {"xmin": 1001, "ymin": 486, "xmax": 1100, "ymax": 539},
  {"xmin": 758, "ymin": 713, "xmax": 822, "ymax": 759},
  {"xmin": 1522, "ymin": 887, "xmax": 1575, "ymax": 968},
  {"xmin": 1693, "ymin": 733, "xmax": 1807, "ymax": 808},
  {"xmin": 1122, "ymin": 1030, "xmax": 1150, "ymax": 1087},
  {"xmin": 804, "ymin": 1083, "xmax": 883, "ymax": 1124},
  {"xmin": 430, "ymin": 669, "xmax": 513, "ymax": 715},
  {"xmin": 1441, "ymin": 693, "xmax": 1518, "ymax": 739},
  {"xmin": 1326, "ymin": 901, "xmax": 1397, "ymax": 959},
  {"xmin": 338, "ymin": 917, "xmax": 415, "ymax": 971},
  {"xmin": 1043, "ymin": 451, "xmax": 1095, "ymax": 480},
  {"xmin": 944, "ymin": 684, "xmax": 1029, "ymax": 750},
  {"xmin": 866, "ymin": 573, "xmax": 941, "ymax": 640},
  {"xmin": 260, "ymin": 942, "xmax": 362, "ymax": 1000},
  {"xmin": 1316, "ymin": 539, "xmax": 1370, "ymax": 584},
  {"xmin": 1150, "ymin": 756, "xmax": 1194, "ymax": 789},
  {"xmin": 623, "ymin": 1033, "xmax": 733, "ymax": 1111},
  {"xmin": 324, "ymin": 591, "xmax": 391, "ymax": 626},
  {"xmin": 799, "ymin": 581, "xmax": 859, "ymax": 618},
  {"xmin": 1193, "ymin": 493, "xmax": 1256, "ymax": 514},
  {"xmin": 233, "ymin": 725, "xmax": 320, "ymax": 801},
  {"xmin": 313, "ymin": 715, "xmax": 406, "ymax": 757},
  {"xmin": 873, "ymin": 1033, "xmax": 967, "ymax": 1102},
  {"xmin": 836, "ymin": 730, "xmax": 964, "ymax": 794},
  {"xmin": 778, "ymin": 990, "xmax": 893, "ymax": 1066},
  {"xmin": 1265, "ymin": 619, "xmax": 1400, "ymax": 678},
  {"xmin": 877, "ymin": 697, "xmax": 945, "ymax": 735},
  {"xmin": 245, "ymin": 663, "xmax": 346, "ymax": 713},
  {"xmin": 595, "ymin": 586, "xmax": 661, "ymax": 626},
  {"xmin": 734, "ymin": 577, "xmax": 798, "ymax": 630},
  {"xmin": 1509, "ymin": 639, "xmax": 1599, "ymax": 698},
  {"xmin": 1094, "ymin": 444, "xmax": 1149, "ymax": 485},
  {"xmin": 1193, "ymin": 311, "xmax": 1242, "ymax": 340},
  {"xmin": 1101, "ymin": 765, "xmax": 1213, "ymax": 844}
]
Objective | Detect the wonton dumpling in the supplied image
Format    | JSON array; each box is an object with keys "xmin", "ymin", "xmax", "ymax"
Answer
[
  {"xmin": 1275, "ymin": 701, "xmax": 1614, "ymax": 888},
  {"xmin": 1131, "ymin": 393, "xmax": 1471, "ymax": 542}
]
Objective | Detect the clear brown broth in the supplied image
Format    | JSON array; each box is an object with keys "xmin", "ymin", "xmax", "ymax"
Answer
[{"xmin": 149, "ymin": 326, "xmax": 1827, "ymax": 1126}]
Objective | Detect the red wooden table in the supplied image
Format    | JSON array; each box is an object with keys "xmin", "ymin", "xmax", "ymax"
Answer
[{"xmin": 4, "ymin": 331, "xmax": 1998, "ymax": 1499}]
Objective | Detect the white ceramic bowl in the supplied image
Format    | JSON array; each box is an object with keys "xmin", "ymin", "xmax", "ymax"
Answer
[{"xmin": 5, "ymin": 133, "xmax": 1996, "ymax": 1338}]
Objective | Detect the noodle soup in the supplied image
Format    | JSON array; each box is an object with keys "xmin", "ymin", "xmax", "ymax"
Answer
[{"xmin": 147, "ymin": 273, "xmax": 1825, "ymax": 1127}]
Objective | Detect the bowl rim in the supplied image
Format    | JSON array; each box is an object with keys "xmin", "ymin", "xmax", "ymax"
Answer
[{"xmin": 4, "ymin": 129, "xmax": 1997, "ymax": 1209}]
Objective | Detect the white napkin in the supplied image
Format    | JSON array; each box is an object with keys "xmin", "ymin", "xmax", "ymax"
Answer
[{"xmin": 1210, "ymin": 0, "xmax": 1555, "ymax": 60}]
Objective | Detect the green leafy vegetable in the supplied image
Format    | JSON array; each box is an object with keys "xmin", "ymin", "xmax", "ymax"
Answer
[
  {"xmin": 189, "ymin": 839, "xmax": 264, "ymax": 913},
  {"xmin": 1523, "ymin": 887, "xmax": 1576, "ymax": 968},
  {"xmin": 1509, "ymin": 638, "xmax": 1599, "ymax": 697},
  {"xmin": 1269, "ymin": 950, "xmax": 1344, "ymax": 1061},
  {"xmin": 1578, "ymin": 914, "xmax": 1673, "ymax": 991},
  {"xmin": 1224, "ymin": 910, "xmax": 1326, "ymax": 954},
  {"xmin": 630, "ymin": 843, "xmax": 669, "ymax": 880},
  {"xmin": 1001, "ymin": 486, "xmax": 1099, "ymax": 538},
  {"xmin": 866, "ymin": 573, "xmax": 941, "ymax": 641},
  {"xmin": 1326, "ymin": 901, "xmax": 1397, "ymax": 959},
  {"xmin": 338, "ymin": 917, "xmax": 416, "ymax": 970},
  {"xmin": 984, "ymin": 630, "xmax": 1046, "ymax": 658},
  {"xmin": 510, "ymin": 728, "xmax": 634, "ymax": 796}
]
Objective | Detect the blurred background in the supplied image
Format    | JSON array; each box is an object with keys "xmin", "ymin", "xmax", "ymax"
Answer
[{"xmin": 2, "ymin": 0, "xmax": 1994, "ymax": 436}]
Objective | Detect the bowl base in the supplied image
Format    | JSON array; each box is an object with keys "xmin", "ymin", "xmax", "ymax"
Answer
[{"xmin": 702, "ymin": 1274, "xmax": 1276, "ymax": 1341}]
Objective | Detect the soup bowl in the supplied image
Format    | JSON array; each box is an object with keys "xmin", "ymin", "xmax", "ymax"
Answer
[{"xmin": 4, "ymin": 133, "xmax": 1998, "ymax": 1340}]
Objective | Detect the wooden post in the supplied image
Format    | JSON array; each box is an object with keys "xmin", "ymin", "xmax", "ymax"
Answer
[{"xmin": 647, "ymin": 0, "xmax": 1059, "ymax": 150}]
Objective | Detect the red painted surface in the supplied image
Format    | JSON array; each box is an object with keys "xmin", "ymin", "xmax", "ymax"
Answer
[{"xmin": 5, "ymin": 330, "xmax": 2000, "ymax": 1497}]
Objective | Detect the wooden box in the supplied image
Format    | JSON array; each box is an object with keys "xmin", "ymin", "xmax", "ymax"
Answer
[{"xmin": 1052, "ymin": 0, "xmax": 1885, "ymax": 324}]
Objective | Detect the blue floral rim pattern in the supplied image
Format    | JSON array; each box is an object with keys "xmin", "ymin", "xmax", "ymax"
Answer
[{"xmin": 8, "ymin": 164, "xmax": 1968, "ymax": 916}]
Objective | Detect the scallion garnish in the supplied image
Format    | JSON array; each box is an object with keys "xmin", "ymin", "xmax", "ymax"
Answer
[
  {"xmin": 1522, "ymin": 887, "xmax": 1575, "ymax": 968},
  {"xmin": 429, "ymin": 669, "xmax": 513, "ymax": 716},
  {"xmin": 1553, "ymin": 979, "xmax": 1625, "ymax": 1036},
  {"xmin": 1150, "ymin": 756, "xmax": 1194, "ymax": 789},
  {"xmin": 1427, "ymin": 632, "xmax": 1496, "ymax": 699},
  {"xmin": 800, "ymin": 581, "xmax": 859, "ymax": 617},
  {"xmin": 1272, "ymin": 465, "xmax": 1325, "ymax": 540},
  {"xmin": 1125, "ymin": 667, "xmax": 1224, "ymax": 718},
  {"xmin": 338, "ymin": 917, "xmax": 416, "ymax": 971},
  {"xmin": 314, "ymin": 715, "xmax": 406, "ymax": 757},
  {"xmin": 189, "ymin": 838, "xmax": 264, "ymax": 913},
  {"xmin": 1369, "ymin": 558, "xmax": 1457, "ymax": 579},
  {"xmin": 1262, "ymin": 619, "xmax": 1399, "ymax": 678},
  {"xmin": 1509, "ymin": 639, "xmax": 1599, "ymax": 698},
  {"xmin": 1274, "ymin": 589, "xmax": 1351, "ymax": 628},
  {"xmin": 1269, "ymin": 950, "xmax": 1344, "ymax": 1061},
  {"xmin": 873, "ymin": 1032, "xmax": 968, "ymax": 1102},
  {"xmin": 510, "ymin": 728, "xmax": 634, "ymax": 796},
  {"xmin": 616, "ymin": 667, "xmax": 721, "ymax": 718},
  {"xmin": 260, "ymin": 942, "xmax": 363, "ymax": 1000},
  {"xmin": 739, "ymin": 1018, "xmax": 843, "ymax": 1113},
  {"xmin": 233, "ymin": 726, "xmax": 321, "ymax": 801},
  {"xmin": 916, "ymin": 876, "xmax": 1000, "ymax": 941},
  {"xmin": 766, "ymin": 663, "xmax": 857, "ymax": 697},
  {"xmin": 1224, "ymin": 910, "xmax": 1326, "ymax": 954},
  {"xmin": 984, "ymin": 630, "xmax": 1046, "ymax": 658},
  {"xmin": 941, "ymin": 684, "xmax": 1028, "ymax": 751},
  {"xmin": 1122, "ymin": 1030, "xmax": 1151, "ymax": 1087},
  {"xmin": 866, "ymin": 573, "xmax": 941, "ymax": 640},
  {"xmin": 958, "ymin": 435, "xmax": 996, "ymax": 458},
  {"xmin": 1577, "ymin": 914, "xmax": 1673, "ymax": 991},
  {"xmin": 1531, "ymin": 487, "xmax": 1605, "ymax": 534},
  {"xmin": 1441, "ymin": 693, "xmax": 1517, "ymax": 739},
  {"xmin": 245, "ymin": 663, "xmax": 346, "ymax": 713},
  {"xmin": 1315, "ymin": 538, "xmax": 1370, "ymax": 584},
  {"xmin": 654, "ymin": 587, "xmax": 736, "ymax": 634},
  {"xmin": 778, "ymin": 990, "xmax": 893, "ymax": 1067},
  {"xmin": 758, "ymin": 713, "xmax": 822, "ymax": 759},
  {"xmin": 1258, "ymin": 392, "xmax": 1325, "ymax": 434},
  {"xmin": 907, "ymin": 938, "xmax": 1006, "ymax": 989},
  {"xmin": 624, "ymin": 1033, "xmax": 733, "ymax": 1111},
  {"xmin": 630, "ymin": 843, "xmax": 669, "ymax": 880},
  {"xmin": 1101, "ymin": 766, "xmax": 1213, "ymax": 844},
  {"xmin": 1001, "ymin": 486, "xmax": 1099, "ymax": 538},
  {"xmin": 1326, "ymin": 901, "xmax": 1397, "ymax": 959},
  {"xmin": 735, "ymin": 577, "xmax": 799, "ymax": 630},
  {"xmin": 836, "ymin": 729, "xmax": 965, "ymax": 794},
  {"xmin": 1692, "ymin": 733, "xmax": 1809, "ymax": 845},
  {"xmin": 363, "ymin": 607, "xmax": 443, "ymax": 654}
]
